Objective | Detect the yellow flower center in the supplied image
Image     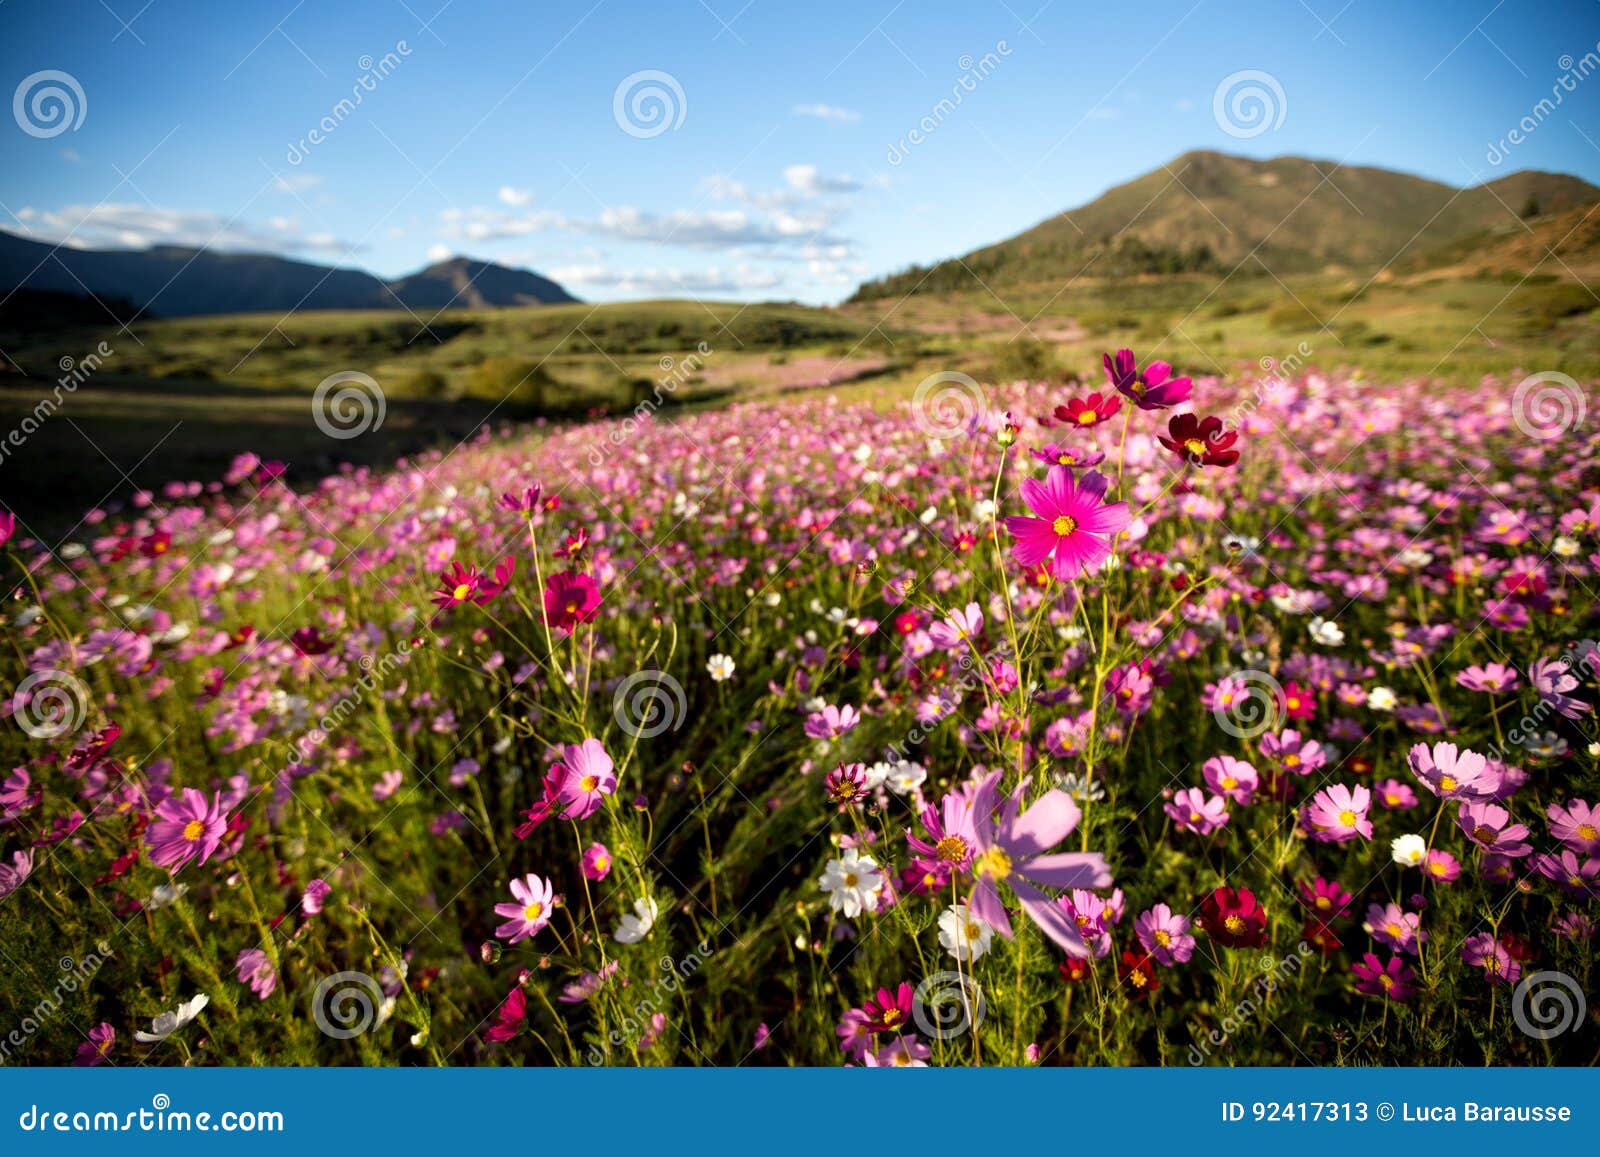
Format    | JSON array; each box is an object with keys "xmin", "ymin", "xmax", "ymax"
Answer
[
  {"xmin": 974, "ymin": 847, "xmax": 1013, "ymax": 880},
  {"xmin": 1438, "ymin": 775, "xmax": 1457, "ymax": 793},
  {"xmin": 1379, "ymin": 974, "xmax": 1394, "ymax": 989},
  {"xmin": 1051, "ymin": 515, "xmax": 1078, "ymax": 536},
  {"xmin": 1338, "ymin": 809, "xmax": 1357, "ymax": 827},
  {"xmin": 1184, "ymin": 438, "xmax": 1206, "ymax": 457},
  {"xmin": 1386, "ymin": 922, "xmax": 1402, "ymax": 938},
  {"xmin": 452, "ymin": 583, "xmax": 472, "ymax": 601},
  {"xmin": 580, "ymin": 775, "xmax": 600, "ymax": 793},
  {"xmin": 1221, "ymin": 776, "xmax": 1237, "ymax": 789},
  {"xmin": 1578, "ymin": 823, "xmax": 1598, "ymax": 841},
  {"xmin": 1154, "ymin": 929, "xmax": 1171, "ymax": 947},
  {"xmin": 842, "ymin": 872, "xmax": 859, "ymax": 888},
  {"xmin": 1076, "ymin": 411, "xmax": 1097, "ymax": 425},
  {"xmin": 1284, "ymin": 754, "xmax": 1300, "ymax": 768},
  {"xmin": 182, "ymin": 819, "xmax": 205, "ymax": 842},
  {"xmin": 1223, "ymin": 915, "xmax": 1245, "ymax": 934},
  {"xmin": 934, "ymin": 835, "xmax": 970, "ymax": 863},
  {"xmin": 522, "ymin": 902, "xmax": 544, "ymax": 921}
]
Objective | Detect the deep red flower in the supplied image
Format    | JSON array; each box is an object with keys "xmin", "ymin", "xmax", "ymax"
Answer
[
  {"xmin": 1054, "ymin": 391, "xmax": 1121, "ymax": 428},
  {"xmin": 1198, "ymin": 886, "xmax": 1268, "ymax": 948},
  {"xmin": 1302, "ymin": 919, "xmax": 1343, "ymax": 956},
  {"xmin": 290, "ymin": 627, "xmax": 334, "ymax": 657},
  {"xmin": 139, "ymin": 530, "xmax": 172, "ymax": 558},
  {"xmin": 65, "ymin": 724, "xmax": 122, "ymax": 775},
  {"xmin": 1059, "ymin": 957, "xmax": 1091, "ymax": 983},
  {"xmin": 543, "ymin": 571, "xmax": 601, "ymax": 631},
  {"xmin": 1158, "ymin": 413, "xmax": 1239, "ymax": 468},
  {"xmin": 432, "ymin": 562, "xmax": 483, "ymax": 611},
  {"xmin": 483, "ymin": 987, "xmax": 528, "ymax": 1043},
  {"xmin": 1117, "ymin": 949, "xmax": 1160, "ymax": 1000}
]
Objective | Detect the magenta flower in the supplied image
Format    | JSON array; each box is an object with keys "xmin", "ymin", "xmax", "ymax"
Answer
[
  {"xmin": 927, "ymin": 602, "xmax": 982, "ymax": 650},
  {"xmin": 1301, "ymin": 784, "xmax": 1372, "ymax": 843},
  {"xmin": 1352, "ymin": 953, "xmax": 1415, "ymax": 1002},
  {"xmin": 1297, "ymin": 877, "xmax": 1353, "ymax": 919},
  {"xmin": 1164, "ymin": 787, "xmax": 1229, "ymax": 836},
  {"xmin": 145, "ymin": 788, "xmax": 229, "ymax": 870},
  {"xmin": 554, "ymin": 738, "xmax": 616, "ymax": 820},
  {"xmin": 1457, "ymin": 800, "xmax": 1532, "ymax": 858},
  {"xmin": 301, "ymin": 878, "xmax": 332, "ymax": 915},
  {"xmin": 1461, "ymin": 932, "xmax": 1520, "ymax": 984},
  {"xmin": 1532, "ymin": 849, "xmax": 1600, "ymax": 898},
  {"xmin": 1407, "ymin": 741, "xmax": 1494, "ymax": 801},
  {"xmin": 1530, "ymin": 657, "xmax": 1591, "ymax": 720},
  {"xmin": 235, "ymin": 947, "xmax": 277, "ymax": 1000},
  {"xmin": 1102, "ymin": 348, "xmax": 1193, "ymax": 410},
  {"xmin": 1424, "ymin": 849, "xmax": 1461, "ymax": 884},
  {"xmin": 1259, "ymin": 729, "xmax": 1326, "ymax": 775},
  {"xmin": 967, "ymin": 771, "xmax": 1113, "ymax": 958},
  {"xmin": 73, "ymin": 1023, "xmax": 115, "ymax": 1067},
  {"xmin": 1004, "ymin": 466, "xmax": 1130, "ymax": 582},
  {"xmin": 581, "ymin": 842, "xmax": 613, "ymax": 881},
  {"xmin": 1134, "ymin": 903, "xmax": 1195, "ymax": 965},
  {"xmin": 1374, "ymin": 778, "xmax": 1419, "ymax": 810},
  {"xmin": 494, "ymin": 873, "xmax": 556, "ymax": 944}
]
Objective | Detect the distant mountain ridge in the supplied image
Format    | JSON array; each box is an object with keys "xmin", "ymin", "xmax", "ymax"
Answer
[
  {"xmin": 0, "ymin": 230, "xmax": 578, "ymax": 318},
  {"xmin": 851, "ymin": 150, "xmax": 1600, "ymax": 299}
]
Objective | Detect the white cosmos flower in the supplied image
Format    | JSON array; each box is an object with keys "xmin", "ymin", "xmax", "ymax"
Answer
[
  {"xmin": 135, "ymin": 994, "xmax": 209, "ymax": 1042},
  {"xmin": 614, "ymin": 897, "xmax": 659, "ymax": 944},
  {"xmin": 886, "ymin": 761, "xmax": 927, "ymax": 795},
  {"xmin": 1308, "ymin": 617, "xmax": 1345, "ymax": 646},
  {"xmin": 1391, "ymin": 834, "xmax": 1426, "ymax": 867},
  {"xmin": 706, "ymin": 654, "xmax": 736, "ymax": 682},
  {"xmin": 1367, "ymin": 687, "xmax": 1397, "ymax": 712},
  {"xmin": 938, "ymin": 903, "xmax": 994, "ymax": 962},
  {"xmin": 147, "ymin": 883, "xmax": 189, "ymax": 909},
  {"xmin": 818, "ymin": 849, "xmax": 883, "ymax": 919},
  {"xmin": 1553, "ymin": 535, "xmax": 1580, "ymax": 558}
]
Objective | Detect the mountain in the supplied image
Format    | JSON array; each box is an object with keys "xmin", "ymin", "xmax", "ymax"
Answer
[
  {"xmin": 0, "ymin": 230, "xmax": 578, "ymax": 318},
  {"xmin": 851, "ymin": 151, "xmax": 1600, "ymax": 299},
  {"xmin": 384, "ymin": 257, "xmax": 574, "ymax": 310}
]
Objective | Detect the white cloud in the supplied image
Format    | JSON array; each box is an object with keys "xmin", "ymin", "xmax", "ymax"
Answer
[
  {"xmin": 497, "ymin": 185, "xmax": 532, "ymax": 206},
  {"xmin": 793, "ymin": 103, "xmax": 862, "ymax": 123},
  {"xmin": 783, "ymin": 164, "xmax": 863, "ymax": 196},
  {"xmin": 274, "ymin": 172, "xmax": 323, "ymax": 194},
  {"xmin": 12, "ymin": 202, "xmax": 357, "ymax": 256},
  {"xmin": 426, "ymin": 243, "xmax": 452, "ymax": 261},
  {"xmin": 438, "ymin": 201, "xmax": 853, "ymax": 256},
  {"xmin": 549, "ymin": 263, "xmax": 784, "ymax": 296}
]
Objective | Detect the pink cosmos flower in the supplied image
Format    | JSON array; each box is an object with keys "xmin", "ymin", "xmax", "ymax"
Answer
[
  {"xmin": 927, "ymin": 602, "xmax": 983, "ymax": 650},
  {"xmin": 235, "ymin": 947, "xmax": 278, "ymax": 1000},
  {"xmin": 543, "ymin": 571, "xmax": 601, "ymax": 632},
  {"xmin": 554, "ymin": 738, "xmax": 616, "ymax": 820},
  {"xmin": 803, "ymin": 704, "xmax": 860, "ymax": 740},
  {"xmin": 1547, "ymin": 799, "xmax": 1600, "ymax": 856},
  {"xmin": 1363, "ymin": 902, "xmax": 1425, "ymax": 955},
  {"xmin": 1301, "ymin": 784, "xmax": 1372, "ymax": 843},
  {"xmin": 1134, "ymin": 903, "xmax": 1195, "ymax": 965},
  {"xmin": 1424, "ymin": 849, "xmax": 1461, "ymax": 884},
  {"xmin": 581, "ymin": 842, "xmax": 613, "ymax": 881},
  {"xmin": 302, "ymin": 878, "xmax": 332, "ymax": 915},
  {"xmin": 967, "ymin": 771, "xmax": 1113, "ymax": 958},
  {"xmin": 494, "ymin": 873, "xmax": 556, "ymax": 943},
  {"xmin": 1532, "ymin": 849, "xmax": 1600, "ymax": 899},
  {"xmin": 1004, "ymin": 466, "xmax": 1131, "ymax": 582},
  {"xmin": 1102, "ymin": 348, "xmax": 1193, "ymax": 410},
  {"xmin": 1461, "ymin": 932, "xmax": 1520, "ymax": 984},
  {"xmin": 145, "ymin": 788, "xmax": 229, "ymax": 869},
  {"xmin": 1407, "ymin": 741, "xmax": 1494, "ymax": 801},
  {"xmin": 1164, "ymin": 787, "xmax": 1229, "ymax": 836},
  {"xmin": 1202, "ymin": 754, "xmax": 1259, "ymax": 804},
  {"xmin": 1456, "ymin": 663, "xmax": 1519, "ymax": 694},
  {"xmin": 1457, "ymin": 800, "xmax": 1532, "ymax": 858},
  {"xmin": 1297, "ymin": 877, "xmax": 1353, "ymax": 919},
  {"xmin": 1374, "ymin": 778, "xmax": 1418, "ymax": 810}
]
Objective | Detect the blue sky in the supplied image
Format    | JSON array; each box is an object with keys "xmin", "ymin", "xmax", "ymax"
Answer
[{"xmin": 3, "ymin": 0, "xmax": 1599, "ymax": 303}]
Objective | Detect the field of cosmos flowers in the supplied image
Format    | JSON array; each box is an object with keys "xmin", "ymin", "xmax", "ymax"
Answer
[{"xmin": 1, "ymin": 349, "xmax": 1597, "ymax": 1068}]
